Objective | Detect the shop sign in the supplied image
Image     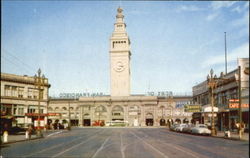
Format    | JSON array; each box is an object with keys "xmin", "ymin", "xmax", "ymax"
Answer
[
  {"xmin": 229, "ymin": 99, "xmax": 249, "ymax": 109},
  {"xmin": 59, "ymin": 92, "xmax": 105, "ymax": 99},
  {"xmin": 25, "ymin": 113, "xmax": 47, "ymax": 116},
  {"xmin": 185, "ymin": 105, "xmax": 201, "ymax": 112},
  {"xmin": 146, "ymin": 91, "xmax": 173, "ymax": 97},
  {"xmin": 229, "ymin": 103, "xmax": 249, "ymax": 109},
  {"xmin": 47, "ymin": 113, "xmax": 61, "ymax": 116}
]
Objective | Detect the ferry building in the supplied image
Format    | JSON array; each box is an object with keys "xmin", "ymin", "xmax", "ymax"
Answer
[
  {"xmin": 48, "ymin": 7, "xmax": 193, "ymax": 127},
  {"xmin": 1, "ymin": 7, "xmax": 193, "ymax": 128}
]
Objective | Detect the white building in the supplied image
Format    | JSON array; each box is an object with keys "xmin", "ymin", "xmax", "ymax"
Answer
[{"xmin": 1, "ymin": 72, "xmax": 50, "ymax": 128}]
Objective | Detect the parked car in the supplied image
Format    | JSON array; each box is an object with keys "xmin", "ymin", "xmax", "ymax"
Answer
[
  {"xmin": 8, "ymin": 126, "xmax": 26, "ymax": 135},
  {"xmin": 170, "ymin": 123, "xmax": 180, "ymax": 131},
  {"xmin": 182, "ymin": 124, "xmax": 195, "ymax": 133},
  {"xmin": 175, "ymin": 124, "xmax": 188, "ymax": 132},
  {"xmin": 190, "ymin": 124, "xmax": 211, "ymax": 136}
]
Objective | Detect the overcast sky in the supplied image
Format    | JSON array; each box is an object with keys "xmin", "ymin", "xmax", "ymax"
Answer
[{"xmin": 2, "ymin": 1, "xmax": 249, "ymax": 96}]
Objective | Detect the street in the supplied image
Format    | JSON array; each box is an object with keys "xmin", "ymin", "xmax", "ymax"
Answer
[{"xmin": 1, "ymin": 127, "xmax": 249, "ymax": 158}]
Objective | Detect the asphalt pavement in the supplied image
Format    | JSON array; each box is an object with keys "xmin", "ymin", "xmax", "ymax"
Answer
[{"xmin": 1, "ymin": 127, "xmax": 249, "ymax": 158}]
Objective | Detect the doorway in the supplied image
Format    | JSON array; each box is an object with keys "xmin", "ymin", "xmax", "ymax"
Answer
[
  {"xmin": 160, "ymin": 119, "xmax": 166, "ymax": 126},
  {"xmin": 83, "ymin": 119, "xmax": 91, "ymax": 126},
  {"xmin": 145, "ymin": 113, "xmax": 154, "ymax": 126}
]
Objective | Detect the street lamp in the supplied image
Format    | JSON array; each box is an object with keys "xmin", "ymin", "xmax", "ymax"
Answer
[
  {"xmin": 235, "ymin": 66, "xmax": 242, "ymax": 140},
  {"xmin": 207, "ymin": 69, "xmax": 217, "ymax": 136},
  {"xmin": 34, "ymin": 68, "xmax": 46, "ymax": 137}
]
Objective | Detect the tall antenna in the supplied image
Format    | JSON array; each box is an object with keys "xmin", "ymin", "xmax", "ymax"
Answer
[{"xmin": 224, "ymin": 32, "xmax": 228, "ymax": 74}]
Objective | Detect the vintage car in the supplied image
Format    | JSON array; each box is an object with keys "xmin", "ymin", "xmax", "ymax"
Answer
[
  {"xmin": 170, "ymin": 123, "xmax": 180, "ymax": 131},
  {"xmin": 182, "ymin": 124, "xmax": 195, "ymax": 133},
  {"xmin": 175, "ymin": 124, "xmax": 188, "ymax": 132},
  {"xmin": 190, "ymin": 124, "xmax": 211, "ymax": 136}
]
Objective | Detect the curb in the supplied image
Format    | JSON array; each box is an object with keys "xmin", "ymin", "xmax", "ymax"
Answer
[
  {"xmin": 0, "ymin": 130, "xmax": 66, "ymax": 145},
  {"xmin": 0, "ymin": 136, "xmax": 43, "ymax": 145},
  {"xmin": 167, "ymin": 129, "xmax": 249, "ymax": 141}
]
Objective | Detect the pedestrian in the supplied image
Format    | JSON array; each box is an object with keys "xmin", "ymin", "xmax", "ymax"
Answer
[
  {"xmin": 28, "ymin": 125, "xmax": 33, "ymax": 139},
  {"xmin": 241, "ymin": 122, "xmax": 245, "ymax": 133}
]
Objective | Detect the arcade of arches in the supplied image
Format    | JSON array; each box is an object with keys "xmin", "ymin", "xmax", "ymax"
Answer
[{"xmin": 48, "ymin": 96, "xmax": 193, "ymax": 127}]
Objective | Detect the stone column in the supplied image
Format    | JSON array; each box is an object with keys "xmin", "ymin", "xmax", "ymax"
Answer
[
  {"xmin": 141, "ymin": 104, "xmax": 145, "ymax": 126},
  {"xmin": 79, "ymin": 106, "xmax": 83, "ymax": 126}
]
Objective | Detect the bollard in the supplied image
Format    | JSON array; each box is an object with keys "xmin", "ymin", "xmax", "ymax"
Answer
[
  {"xmin": 227, "ymin": 131, "xmax": 231, "ymax": 138},
  {"xmin": 3, "ymin": 131, "xmax": 8, "ymax": 143},
  {"xmin": 25, "ymin": 131, "xmax": 29, "ymax": 139}
]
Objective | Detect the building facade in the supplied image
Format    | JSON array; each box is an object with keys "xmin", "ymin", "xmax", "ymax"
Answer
[
  {"xmin": 192, "ymin": 58, "xmax": 249, "ymax": 131},
  {"xmin": 48, "ymin": 96, "xmax": 193, "ymax": 127},
  {"xmin": 1, "ymin": 72, "xmax": 50, "ymax": 128},
  {"xmin": 47, "ymin": 8, "xmax": 193, "ymax": 127}
]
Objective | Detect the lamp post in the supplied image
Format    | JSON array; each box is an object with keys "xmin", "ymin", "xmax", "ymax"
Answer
[
  {"xmin": 235, "ymin": 66, "xmax": 242, "ymax": 139},
  {"xmin": 207, "ymin": 69, "xmax": 217, "ymax": 136},
  {"xmin": 34, "ymin": 68, "xmax": 45, "ymax": 137}
]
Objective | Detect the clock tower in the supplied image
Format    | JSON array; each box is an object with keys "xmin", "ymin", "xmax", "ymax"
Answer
[{"xmin": 110, "ymin": 7, "xmax": 131, "ymax": 96}]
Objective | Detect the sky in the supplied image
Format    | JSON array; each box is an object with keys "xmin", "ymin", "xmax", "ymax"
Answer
[{"xmin": 2, "ymin": 1, "xmax": 249, "ymax": 97}]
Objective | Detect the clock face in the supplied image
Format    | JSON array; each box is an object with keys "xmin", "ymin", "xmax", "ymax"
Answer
[{"xmin": 114, "ymin": 61, "xmax": 125, "ymax": 72}]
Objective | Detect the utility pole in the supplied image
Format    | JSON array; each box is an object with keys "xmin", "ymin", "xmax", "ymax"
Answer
[
  {"xmin": 224, "ymin": 32, "xmax": 228, "ymax": 74},
  {"xmin": 238, "ymin": 66, "xmax": 242, "ymax": 139}
]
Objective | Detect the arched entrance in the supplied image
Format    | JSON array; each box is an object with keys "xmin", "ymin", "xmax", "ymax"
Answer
[
  {"xmin": 175, "ymin": 118, "xmax": 181, "ymax": 124},
  {"xmin": 145, "ymin": 113, "xmax": 154, "ymax": 126},
  {"xmin": 83, "ymin": 113, "xmax": 91, "ymax": 126},
  {"xmin": 111, "ymin": 105, "xmax": 124, "ymax": 121},
  {"xmin": 183, "ymin": 118, "xmax": 189, "ymax": 124},
  {"xmin": 160, "ymin": 119, "xmax": 166, "ymax": 126}
]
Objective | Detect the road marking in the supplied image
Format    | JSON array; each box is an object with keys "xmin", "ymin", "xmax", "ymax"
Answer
[
  {"xmin": 130, "ymin": 131, "xmax": 169, "ymax": 158},
  {"xmin": 120, "ymin": 132, "xmax": 125, "ymax": 158},
  {"xmin": 137, "ymin": 129, "xmax": 206, "ymax": 158},
  {"xmin": 52, "ymin": 130, "xmax": 104, "ymax": 158},
  {"xmin": 91, "ymin": 136, "xmax": 110, "ymax": 158},
  {"xmin": 161, "ymin": 142, "xmax": 202, "ymax": 158},
  {"xmin": 46, "ymin": 131, "xmax": 63, "ymax": 137},
  {"xmin": 25, "ymin": 129, "xmax": 102, "ymax": 157}
]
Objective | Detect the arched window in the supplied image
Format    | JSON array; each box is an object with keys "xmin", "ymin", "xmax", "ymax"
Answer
[
  {"xmin": 55, "ymin": 107, "xmax": 59, "ymax": 111},
  {"xmin": 95, "ymin": 105, "xmax": 107, "ymax": 112},
  {"xmin": 48, "ymin": 107, "xmax": 53, "ymax": 111},
  {"xmin": 62, "ymin": 107, "xmax": 67, "ymax": 110}
]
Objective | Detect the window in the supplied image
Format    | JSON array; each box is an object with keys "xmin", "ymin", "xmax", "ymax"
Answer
[
  {"xmin": 28, "ymin": 88, "xmax": 33, "ymax": 98},
  {"xmin": 13, "ymin": 105, "xmax": 17, "ymax": 115},
  {"xmin": 18, "ymin": 108, "xmax": 24, "ymax": 115},
  {"xmin": 12, "ymin": 86, "xmax": 18, "ymax": 97},
  {"xmin": 4, "ymin": 85, "xmax": 11, "ymax": 96},
  {"xmin": 28, "ymin": 108, "xmax": 36, "ymax": 113},
  {"xmin": 18, "ymin": 87, "xmax": 24, "ymax": 98}
]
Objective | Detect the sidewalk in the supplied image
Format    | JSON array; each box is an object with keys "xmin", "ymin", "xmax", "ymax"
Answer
[
  {"xmin": 215, "ymin": 131, "xmax": 249, "ymax": 141},
  {"xmin": 0, "ymin": 129, "xmax": 65, "ymax": 145}
]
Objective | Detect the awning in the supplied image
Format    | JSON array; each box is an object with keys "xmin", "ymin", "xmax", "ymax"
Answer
[
  {"xmin": 1, "ymin": 115, "xmax": 14, "ymax": 119},
  {"xmin": 202, "ymin": 104, "xmax": 219, "ymax": 112}
]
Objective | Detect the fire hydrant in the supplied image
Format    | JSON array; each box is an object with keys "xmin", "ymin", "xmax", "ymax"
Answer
[{"xmin": 3, "ymin": 131, "xmax": 8, "ymax": 143}]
